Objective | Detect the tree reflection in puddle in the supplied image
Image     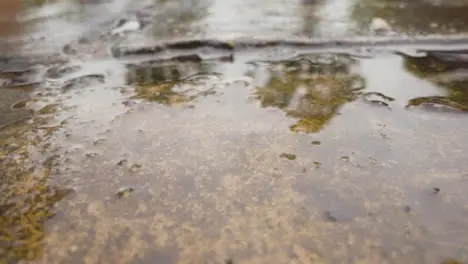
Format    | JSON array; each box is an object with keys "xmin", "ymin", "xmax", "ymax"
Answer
[
  {"xmin": 404, "ymin": 50, "xmax": 468, "ymax": 112},
  {"xmin": 251, "ymin": 54, "xmax": 365, "ymax": 133},
  {"xmin": 126, "ymin": 62, "xmax": 221, "ymax": 106},
  {"xmin": 123, "ymin": 54, "xmax": 368, "ymax": 133}
]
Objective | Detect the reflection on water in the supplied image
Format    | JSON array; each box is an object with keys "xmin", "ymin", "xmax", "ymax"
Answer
[
  {"xmin": 403, "ymin": 51, "xmax": 468, "ymax": 111},
  {"xmin": 15, "ymin": 50, "xmax": 467, "ymax": 263},
  {"xmin": 124, "ymin": 55, "xmax": 367, "ymax": 134},
  {"xmin": 3, "ymin": 51, "xmax": 468, "ymax": 263},
  {"xmin": 126, "ymin": 62, "xmax": 220, "ymax": 106},
  {"xmin": 3, "ymin": 0, "xmax": 468, "ymax": 263},
  {"xmin": 251, "ymin": 54, "xmax": 365, "ymax": 133}
]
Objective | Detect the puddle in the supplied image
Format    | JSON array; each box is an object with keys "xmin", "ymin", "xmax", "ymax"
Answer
[
  {"xmin": 2, "ymin": 49, "xmax": 468, "ymax": 263},
  {"xmin": 2, "ymin": 0, "xmax": 468, "ymax": 263}
]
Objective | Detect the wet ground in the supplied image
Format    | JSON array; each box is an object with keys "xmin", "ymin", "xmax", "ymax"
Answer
[{"xmin": 2, "ymin": 0, "xmax": 468, "ymax": 263}]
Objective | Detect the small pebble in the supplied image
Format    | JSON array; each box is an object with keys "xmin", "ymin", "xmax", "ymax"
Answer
[
  {"xmin": 117, "ymin": 159, "xmax": 128, "ymax": 166},
  {"xmin": 93, "ymin": 138, "xmax": 105, "ymax": 145},
  {"xmin": 313, "ymin": 161, "xmax": 321, "ymax": 168},
  {"xmin": 280, "ymin": 153, "xmax": 296, "ymax": 160},
  {"xmin": 85, "ymin": 152, "xmax": 98, "ymax": 158},
  {"xmin": 129, "ymin": 164, "xmax": 142, "ymax": 172},
  {"xmin": 403, "ymin": 205, "xmax": 411, "ymax": 213},
  {"xmin": 324, "ymin": 211, "xmax": 337, "ymax": 222},
  {"xmin": 116, "ymin": 187, "xmax": 134, "ymax": 198}
]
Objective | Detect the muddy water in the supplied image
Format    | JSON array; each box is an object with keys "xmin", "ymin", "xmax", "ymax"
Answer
[{"xmin": 2, "ymin": 0, "xmax": 468, "ymax": 264}]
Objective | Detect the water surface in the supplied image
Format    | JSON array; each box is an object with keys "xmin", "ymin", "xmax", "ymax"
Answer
[{"xmin": 2, "ymin": 0, "xmax": 468, "ymax": 263}]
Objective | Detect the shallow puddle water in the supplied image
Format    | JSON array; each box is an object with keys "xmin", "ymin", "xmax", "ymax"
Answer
[
  {"xmin": 2, "ymin": 48, "xmax": 468, "ymax": 264},
  {"xmin": 2, "ymin": 0, "xmax": 468, "ymax": 264}
]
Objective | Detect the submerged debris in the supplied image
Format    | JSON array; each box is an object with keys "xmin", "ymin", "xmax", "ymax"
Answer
[
  {"xmin": 280, "ymin": 153, "xmax": 297, "ymax": 160},
  {"xmin": 403, "ymin": 205, "xmax": 412, "ymax": 213},
  {"xmin": 85, "ymin": 152, "xmax": 98, "ymax": 158},
  {"xmin": 324, "ymin": 211, "xmax": 337, "ymax": 222},
  {"xmin": 129, "ymin": 164, "xmax": 142, "ymax": 172},
  {"xmin": 116, "ymin": 187, "xmax": 134, "ymax": 199},
  {"xmin": 340, "ymin": 156, "xmax": 349, "ymax": 161},
  {"xmin": 117, "ymin": 159, "xmax": 128, "ymax": 166},
  {"xmin": 92, "ymin": 138, "xmax": 106, "ymax": 145},
  {"xmin": 313, "ymin": 161, "xmax": 322, "ymax": 168}
]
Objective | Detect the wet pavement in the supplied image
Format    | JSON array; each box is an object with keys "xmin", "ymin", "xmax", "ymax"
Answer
[{"xmin": 2, "ymin": 0, "xmax": 468, "ymax": 263}]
